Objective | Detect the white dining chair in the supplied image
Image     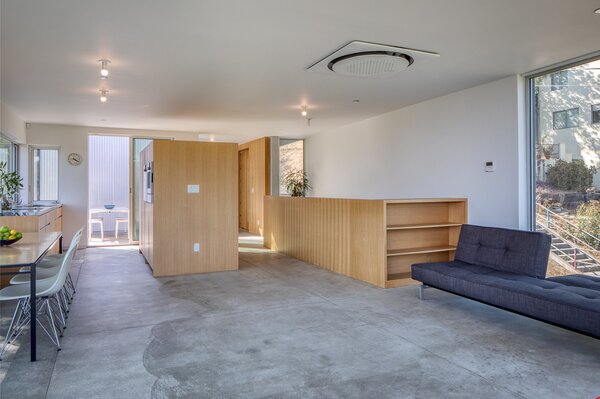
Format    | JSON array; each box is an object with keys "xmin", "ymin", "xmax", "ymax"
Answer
[{"xmin": 0, "ymin": 243, "xmax": 77, "ymax": 358}]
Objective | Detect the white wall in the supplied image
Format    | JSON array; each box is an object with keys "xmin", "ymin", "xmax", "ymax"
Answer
[
  {"xmin": 0, "ymin": 102, "xmax": 26, "ymax": 143},
  {"xmin": 26, "ymin": 123, "xmax": 199, "ymax": 247},
  {"xmin": 305, "ymin": 75, "xmax": 528, "ymax": 229}
]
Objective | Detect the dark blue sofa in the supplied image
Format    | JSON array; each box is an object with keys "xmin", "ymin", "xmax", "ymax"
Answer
[{"xmin": 411, "ymin": 224, "xmax": 600, "ymax": 337}]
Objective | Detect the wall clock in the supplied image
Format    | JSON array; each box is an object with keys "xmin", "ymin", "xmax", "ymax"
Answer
[{"xmin": 68, "ymin": 152, "xmax": 83, "ymax": 166}]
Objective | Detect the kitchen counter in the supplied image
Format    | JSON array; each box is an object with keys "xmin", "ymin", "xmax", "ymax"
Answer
[
  {"xmin": 0, "ymin": 204, "xmax": 62, "ymax": 217},
  {"xmin": 0, "ymin": 204, "xmax": 63, "ymax": 286}
]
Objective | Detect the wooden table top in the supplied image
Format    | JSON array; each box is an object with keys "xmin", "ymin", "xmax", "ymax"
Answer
[{"xmin": 0, "ymin": 232, "xmax": 62, "ymax": 267}]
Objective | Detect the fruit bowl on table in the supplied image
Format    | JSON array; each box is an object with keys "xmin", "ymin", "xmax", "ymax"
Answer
[
  {"xmin": 0, "ymin": 236, "xmax": 22, "ymax": 246},
  {"xmin": 104, "ymin": 204, "xmax": 115, "ymax": 209}
]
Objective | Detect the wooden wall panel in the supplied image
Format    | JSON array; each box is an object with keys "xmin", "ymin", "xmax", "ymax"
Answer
[
  {"xmin": 264, "ymin": 196, "xmax": 386, "ymax": 287},
  {"xmin": 239, "ymin": 137, "xmax": 270, "ymax": 235},
  {"xmin": 140, "ymin": 141, "xmax": 238, "ymax": 277}
]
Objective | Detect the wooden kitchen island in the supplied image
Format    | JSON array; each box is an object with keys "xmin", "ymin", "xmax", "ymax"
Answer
[{"xmin": 264, "ymin": 197, "xmax": 467, "ymax": 288}]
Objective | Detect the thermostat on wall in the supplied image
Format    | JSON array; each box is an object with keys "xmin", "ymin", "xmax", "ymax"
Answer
[{"xmin": 485, "ymin": 161, "xmax": 495, "ymax": 172}]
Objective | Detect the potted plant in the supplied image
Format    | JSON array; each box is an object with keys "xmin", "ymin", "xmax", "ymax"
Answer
[
  {"xmin": 282, "ymin": 169, "xmax": 311, "ymax": 197},
  {"xmin": 0, "ymin": 162, "xmax": 23, "ymax": 210}
]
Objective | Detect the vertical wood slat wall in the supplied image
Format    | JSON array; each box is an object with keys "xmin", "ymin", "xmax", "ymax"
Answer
[
  {"xmin": 264, "ymin": 197, "xmax": 468, "ymax": 288},
  {"xmin": 264, "ymin": 197, "xmax": 387, "ymax": 287}
]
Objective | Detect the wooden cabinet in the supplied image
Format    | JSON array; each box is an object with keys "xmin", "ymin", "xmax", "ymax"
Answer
[
  {"xmin": 264, "ymin": 197, "xmax": 467, "ymax": 288},
  {"xmin": 139, "ymin": 141, "xmax": 239, "ymax": 277}
]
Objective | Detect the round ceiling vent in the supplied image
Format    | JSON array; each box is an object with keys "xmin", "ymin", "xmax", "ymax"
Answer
[{"xmin": 327, "ymin": 51, "xmax": 414, "ymax": 77}]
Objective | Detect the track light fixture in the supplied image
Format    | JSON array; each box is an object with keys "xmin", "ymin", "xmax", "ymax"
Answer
[
  {"xmin": 301, "ymin": 105, "xmax": 308, "ymax": 116},
  {"xmin": 99, "ymin": 89, "xmax": 109, "ymax": 103},
  {"xmin": 99, "ymin": 59, "xmax": 111, "ymax": 79}
]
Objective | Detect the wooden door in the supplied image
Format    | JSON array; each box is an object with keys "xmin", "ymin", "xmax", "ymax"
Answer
[{"xmin": 239, "ymin": 149, "xmax": 249, "ymax": 230}]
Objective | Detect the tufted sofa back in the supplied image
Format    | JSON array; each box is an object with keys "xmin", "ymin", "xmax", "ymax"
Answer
[{"xmin": 455, "ymin": 224, "xmax": 551, "ymax": 278}]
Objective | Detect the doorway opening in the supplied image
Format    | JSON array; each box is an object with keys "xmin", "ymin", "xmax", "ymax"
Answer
[{"xmin": 88, "ymin": 135, "xmax": 131, "ymax": 246}]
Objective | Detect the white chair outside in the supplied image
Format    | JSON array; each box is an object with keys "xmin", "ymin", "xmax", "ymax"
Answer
[
  {"xmin": 89, "ymin": 215, "xmax": 104, "ymax": 241},
  {"xmin": 115, "ymin": 217, "xmax": 129, "ymax": 239}
]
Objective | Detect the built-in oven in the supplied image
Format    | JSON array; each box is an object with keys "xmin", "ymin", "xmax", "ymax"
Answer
[{"xmin": 143, "ymin": 161, "xmax": 154, "ymax": 203}]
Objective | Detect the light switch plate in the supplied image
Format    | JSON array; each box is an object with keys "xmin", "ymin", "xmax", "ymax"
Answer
[
  {"xmin": 188, "ymin": 184, "xmax": 200, "ymax": 193},
  {"xmin": 485, "ymin": 161, "xmax": 495, "ymax": 172}
]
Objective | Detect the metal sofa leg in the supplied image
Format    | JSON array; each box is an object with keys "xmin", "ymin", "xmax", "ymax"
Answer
[{"xmin": 419, "ymin": 284, "xmax": 428, "ymax": 300}]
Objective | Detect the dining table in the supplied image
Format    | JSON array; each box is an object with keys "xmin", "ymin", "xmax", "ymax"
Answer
[{"xmin": 0, "ymin": 231, "xmax": 63, "ymax": 361}]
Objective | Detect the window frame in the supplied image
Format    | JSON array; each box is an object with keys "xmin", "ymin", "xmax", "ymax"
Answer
[
  {"xmin": 0, "ymin": 134, "xmax": 19, "ymax": 173},
  {"xmin": 278, "ymin": 138, "xmax": 305, "ymax": 197},
  {"xmin": 29, "ymin": 145, "xmax": 60, "ymax": 203},
  {"xmin": 552, "ymin": 107, "xmax": 579, "ymax": 130},
  {"xmin": 592, "ymin": 104, "xmax": 600, "ymax": 125}
]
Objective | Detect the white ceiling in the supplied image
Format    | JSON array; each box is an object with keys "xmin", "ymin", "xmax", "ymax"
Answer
[{"xmin": 1, "ymin": 0, "xmax": 600, "ymax": 141}]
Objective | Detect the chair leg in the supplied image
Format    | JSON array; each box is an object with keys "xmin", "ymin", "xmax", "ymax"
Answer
[
  {"xmin": 51, "ymin": 297, "xmax": 66, "ymax": 334},
  {"xmin": 0, "ymin": 299, "xmax": 25, "ymax": 359},
  {"xmin": 44, "ymin": 300, "xmax": 61, "ymax": 350}
]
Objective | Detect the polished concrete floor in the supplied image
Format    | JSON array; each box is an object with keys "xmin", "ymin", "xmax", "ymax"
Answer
[{"xmin": 1, "ymin": 242, "xmax": 599, "ymax": 398}]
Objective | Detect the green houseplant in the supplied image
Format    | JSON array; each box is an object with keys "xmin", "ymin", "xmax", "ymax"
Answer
[
  {"xmin": 283, "ymin": 169, "xmax": 311, "ymax": 197},
  {"xmin": 0, "ymin": 162, "xmax": 23, "ymax": 210}
]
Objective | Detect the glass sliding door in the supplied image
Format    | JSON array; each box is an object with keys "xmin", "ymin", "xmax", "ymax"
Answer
[{"xmin": 530, "ymin": 58, "xmax": 600, "ymax": 276}]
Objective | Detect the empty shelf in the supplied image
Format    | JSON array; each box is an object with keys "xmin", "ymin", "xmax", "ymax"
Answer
[{"xmin": 387, "ymin": 246, "xmax": 457, "ymax": 257}]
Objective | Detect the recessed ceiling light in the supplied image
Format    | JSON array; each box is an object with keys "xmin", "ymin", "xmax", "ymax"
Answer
[
  {"xmin": 353, "ymin": 99, "xmax": 360, "ymax": 103},
  {"xmin": 100, "ymin": 118, "xmax": 107, "ymax": 122},
  {"xmin": 595, "ymin": 7, "xmax": 600, "ymax": 14}
]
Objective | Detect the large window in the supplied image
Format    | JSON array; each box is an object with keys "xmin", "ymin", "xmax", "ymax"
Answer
[
  {"xmin": 30, "ymin": 146, "xmax": 59, "ymax": 202},
  {"xmin": 278, "ymin": 138, "xmax": 304, "ymax": 195},
  {"xmin": 531, "ymin": 58, "xmax": 600, "ymax": 277},
  {"xmin": 0, "ymin": 135, "xmax": 18, "ymax": 172}
]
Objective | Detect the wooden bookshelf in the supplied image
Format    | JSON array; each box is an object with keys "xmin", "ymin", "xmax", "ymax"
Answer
[
  {"xmin": 264, "ymin": 197, "xmax": 467, "ymax": 288},
  {"xmin": 384, "ymin": 199, "xmax": 467, "ymax": 288}
]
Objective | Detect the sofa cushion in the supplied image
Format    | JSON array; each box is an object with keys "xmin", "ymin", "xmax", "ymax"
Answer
[
  {"xmin": 547, "ymin": 274, "xmax": 600, "ymax": 292},
  {"xmin": 411, "ymin": 262, "xmax": 600, "ymax": 337},
  {"xmin": 455, "ymin": 224, "xmax": 551, "ymax": 278}
]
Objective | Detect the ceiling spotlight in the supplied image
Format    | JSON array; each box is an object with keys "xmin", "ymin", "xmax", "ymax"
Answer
[
  {"xmin": 353, "ymin": 99, "xmax": 360, "ymax": 103},
  {"xmin": 595, "ymin": 7, "xmax": 600, "ymax": 14},
  {"xmin": 99, "ymin": 59, "xmax": 111, "ymax": 79},
  {"xmin": 301, "ymin": 105, "xmax": 308, "ymax": 116},
  {"xmin": 99, "ymin": 89, "xmax": 109, "ymax": 103}
]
